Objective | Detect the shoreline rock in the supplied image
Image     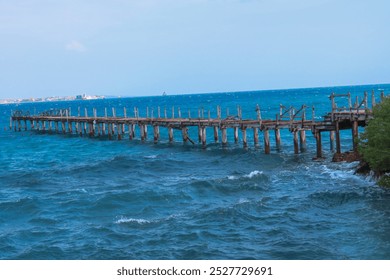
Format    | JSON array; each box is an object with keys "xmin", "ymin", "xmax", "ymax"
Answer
[{"xmin": 331, "ymin": 151, "xmax": 361, "ymax": 163}]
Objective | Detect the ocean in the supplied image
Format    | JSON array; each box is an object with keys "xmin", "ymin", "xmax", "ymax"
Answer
[{"xmin": 1, "ymin": 84, "xmax": 390, "ymax": 260}]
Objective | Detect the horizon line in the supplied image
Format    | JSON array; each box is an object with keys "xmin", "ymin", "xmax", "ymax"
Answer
[{"xmin": 2, "ymin": 82, "xmax": 389, "ymax": 102}]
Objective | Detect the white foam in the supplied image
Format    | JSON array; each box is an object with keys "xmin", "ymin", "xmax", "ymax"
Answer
[
  {"xmin": 144, "ymin": 155, "xmax": 158, "ymax": 159},
  {"xmin": 320, "ymin": 165, "xmax": 354, "ymax": 180},
  {"xmin": 244, "ymin": 170, "xmax": 263, "ymax": 178},
  {"xmin": 227, "ymin": 170, "xmax": 263, "ymax": 180},
  {"xmin": 115, "ymin": 217, "xmax": 151, "ymax": 224},
  {"xmin": 237, "ymin": 198, "xmax": 250, "ymax": 204}
]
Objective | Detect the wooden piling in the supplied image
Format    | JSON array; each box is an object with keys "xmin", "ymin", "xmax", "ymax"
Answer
[
  {"xmin": 182, "ymin": 127, "xmax": 188, "ymax": 143},
  {"xmin": 221, "ymin": 127, "xmax": 227, "ymax": 145},
  {"xmin": 213, "ymin": 126, "xmax": 219, "ymax": 142},
  {"xmin": 201, "ymin": 126, "xmax": 207, "ymax": 146},
  {"xmin": 234, "ymin": 127, "xmax": 239, "ymax": 143},
  {"xmin": 101, "ymin": 122, "xmax": 105, "ymax": 136},
  {"xmin": 263, "ymin": 129, "xmax": 270, "ymax": 154},
  {"xmin": 315, "ymin": 130, "xmax": 322, "ymax": 158},
  {"xmin": 140, "ymin": 124, "xmax": 146, "ymax": 141},
  {"xmin": 253, "ymin": 127, "xmax": 259, "ymax": 145},
  {"xmin": 241, "ymin": 127, "xmax": 247, "ymax": 148},
  {"xmin": 153, "ymin": 125, "xmax": 159, "ymax": 143},
  {"xmin": 275, "ymin": 128, "xmax": 281, "ymax": 147},
  {"xmin": 299, "ymin": 129, "xmax": 306, "ymax": 150},
  {"xmin": 108, "ymin": 123, "xmax": 112, "ymax": 139},
  {"xmin": 168, "ymin": 127, "xmax": 174, "ymax": 142},
  {"xmin": 198, "ymin": 126, "xmax": 202, "ymax": 143},
  {"xmin": 371, "ymin": 90, "xmax": 376, "ymax": 108},
  {"xmin": 329, "ymin": 131, "xmax": 335, "ymax": 150},
  {"xmin": 97, "ymin": 123, "xmax": 101, "ymax": 136},
  {"xmin": 335, "ymin": 121, "xmax": 341, "ymax": 154},
  {"xmin": 352, "ymin": 120, "xmax": 358, "ymax": 151},
  {"xmin": 293, "ymin": 130, "xmax": 299, "ymax": 154}
]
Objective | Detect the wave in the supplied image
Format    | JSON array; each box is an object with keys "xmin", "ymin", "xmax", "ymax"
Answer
[
  {"xmin": 115, "ymin": 217, "xmax": 151, "ymax": 225},
  {"xmin": 227, "ymin": 170, "xmax": 264, "ymax": 180},
  {"xmin": 143, "ymin": 155, "xmax": 158, "ymax": 159},
  {"xmin": 114, "ymin": 213, "xmax": 182, "ymax": 225}
]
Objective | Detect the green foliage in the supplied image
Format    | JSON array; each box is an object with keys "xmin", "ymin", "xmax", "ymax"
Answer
[
  {"xmin": 378, "ymin": 175, "xmax": 390, "ymax": 188},
  {"xmin": 358, "ymin": 97, "xmax": 390, "ymax": 173}
]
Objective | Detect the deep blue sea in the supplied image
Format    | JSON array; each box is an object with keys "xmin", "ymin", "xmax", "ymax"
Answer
[{"xmin": 1, "ymin": 84, "xmax": 390, "ymax": 260}]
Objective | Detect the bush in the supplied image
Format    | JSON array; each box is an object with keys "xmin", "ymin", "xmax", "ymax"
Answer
[
  {"xmin": 378, "ymin": 175, "xmax": 390, "ymax": 188},
  {"xmin": 358, "ymin": 97, "xmax": 390, "ymax": 174}
]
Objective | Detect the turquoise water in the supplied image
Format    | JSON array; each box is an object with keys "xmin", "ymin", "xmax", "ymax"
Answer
[{"xmin": 1, "ymin": 84, "xmax": 390, "ymax": 259}]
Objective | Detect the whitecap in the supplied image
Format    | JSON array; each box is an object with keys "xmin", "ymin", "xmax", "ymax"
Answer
[
  {"xmin": 320, "ymin": 165, "xmax": 354, "ymax": 179},
  {"xmin": 237, "ymin": 198, "xmax": 250, "ymax": 204},
  {"xmin": 144, "ymin": 155, "xmax": 158, "ymax": 159},
  {"xmin": 227, "ymin": 175, "xmax": 238, "ymax": 180},
  {"xmin": 115, "ymin": 217, "xmax": 151, "ymax": 224},
  {"xmin": 244, "ymin": 170, "xmax": 263, "ymax": 178}
]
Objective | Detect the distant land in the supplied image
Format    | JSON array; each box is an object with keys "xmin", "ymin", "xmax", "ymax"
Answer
[{"xmin": 0, "ymin": 93, "xmax": 107, "ymax": 104}]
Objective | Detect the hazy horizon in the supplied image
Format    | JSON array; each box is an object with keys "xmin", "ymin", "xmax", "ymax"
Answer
[{"xmin": 2, "ymin": 82, "xmax": 389, "ymax": 101}]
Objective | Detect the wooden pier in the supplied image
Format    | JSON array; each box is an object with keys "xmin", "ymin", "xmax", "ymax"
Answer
[{"xmin": 10, "ymin": 90, "xmax": 387, "ymax": 159}]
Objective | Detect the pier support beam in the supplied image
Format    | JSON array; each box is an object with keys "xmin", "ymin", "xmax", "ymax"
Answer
[
  {"xmin": 213, "ymin": 126, "xmax": 219, "ymax": 143},
  {"xmin": 102, "ymin": 123, "xmax": 106, "ymax": 136},
  {"xmin": 201, "ymin": 126, "xmax": 207, "ymax": 146},
  {"xmin": 182, "ymin": 127, "xmax": 188, "ymax": 143},
  {"xmin": 153, "ymin": 125, "xmax": 159, "ymax": 143},
  {"xmin": 241, "ymin": 127, "xmax": 247, "ymax": 148},
  {"xmin": 253, "ymin": 127, "xmax": 259, "ymax": 146},
  {"xmin": 168, "ymin": 127, "xmax": 174, "ymax": 142},
  {"xmin": 330, "ymin": 131, "xmax": 335, "ymax": 150},
  {"xmin": 234, "ymin": 127, "xmax": 239, "ymax": 143},
  {"xmin": 315, "ymin": 130, "xmax": 323, "ymax": 158},
  {"xmin": 275, "ymin": 128, "xmax": 281, "ymax": 147},
  {"xmin": 299, "ymin": 130, "xmax": 306, "ymax": 151},
  {"xmin": 293, "ymin": 130, "xmax": 299, "ymax": 154},
  {"xmin": 117, "ymin": 123, "xmax": 122, "ymax": 140},
  {"xmin": 128, "ymin": 124, "xmax": 133, "ymax": 140},
  {"xmin": 198, "ymin": 126, "xmax": 202, "ymax": 143},
  {"xmin": 140, "ymin": 124, "xmax": 146, "ymax": 141},
  {"xmin": 97, "ymin": 123, "xmax": 101, "ymax": 136},
  {"xmin": 335, "ymin": 121, "xmax": 341, "ymax": 154},
  {"xmin": 352, "ymin": 120, "xmax": 358, "ymax": 151},
  {"xmin": 143, "ymin": 125, "xmax": 148, "ymax": 140},
  {"xmin": 221, "ymin": 127, "xmax": 227, "ymax": 146},
  {"xmin": 263, "ymin": 129, "xmax": 270, "ymax": 154},
  {"xmin": 108, "ymin": 123, "xmax": 112, "ymax": 140}
]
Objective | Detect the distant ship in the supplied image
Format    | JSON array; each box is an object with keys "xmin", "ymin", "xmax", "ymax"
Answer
[{"xmin": 162, "ymin": 91, "xmax": 167, "ymax": 96}]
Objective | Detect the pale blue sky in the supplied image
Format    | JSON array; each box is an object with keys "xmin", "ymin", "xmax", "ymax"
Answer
[{"xmin": 0, "ymin": 0, "xmax": 389, "ymax": 99}]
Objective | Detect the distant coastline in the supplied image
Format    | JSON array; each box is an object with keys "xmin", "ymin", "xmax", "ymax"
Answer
[{"xmin": 0, "ymin": 93, "xmax": 106, "ymax": 105}]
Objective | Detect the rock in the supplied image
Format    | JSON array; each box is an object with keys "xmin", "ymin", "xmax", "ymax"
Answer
[{"xmin": 332, "ymin": 151, "xmax": 361, "ymax": 163}]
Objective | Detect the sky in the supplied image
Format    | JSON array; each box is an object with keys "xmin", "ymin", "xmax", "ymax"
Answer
[{"xmin": 0, "ymin": 0, "xmax": 389, "ymax": 99}]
